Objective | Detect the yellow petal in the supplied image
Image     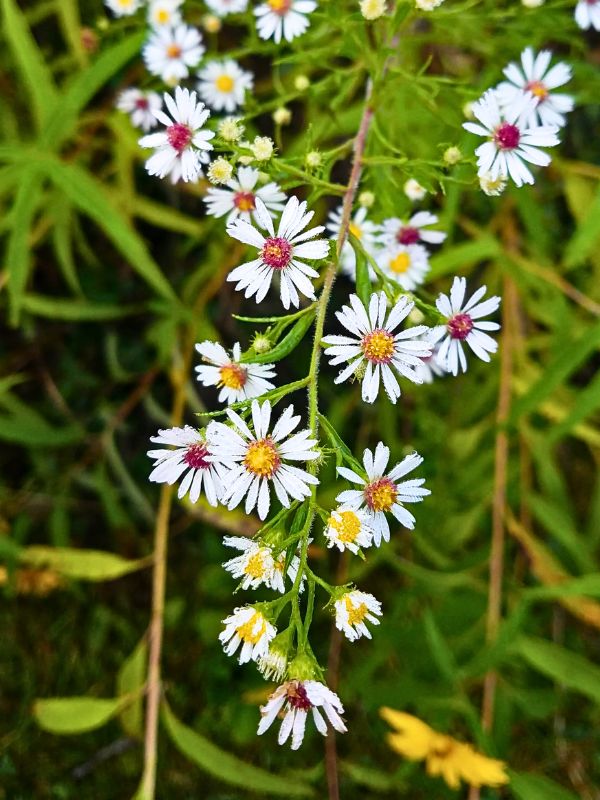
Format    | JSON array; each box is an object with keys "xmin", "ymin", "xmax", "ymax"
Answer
[
  {"xmin": 381, "ymin": 709, "xmax": 435, "ymax": 761},
  {"xmin": 457, "ymin": 744, "xmax": 509, "ymax": 788}
]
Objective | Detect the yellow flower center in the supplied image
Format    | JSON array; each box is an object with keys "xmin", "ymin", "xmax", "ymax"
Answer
[
  {"xmin": 268, "ymin": 0, "xmax": 292, "ymax": 13},
  {"xmin": 349, "ymin": 222, "xmax": 362, "ymax": 240},
  {"xmin": 244, "ymin": 438, "xmax": 281, "ymax": 478},
  {"xmin": 219, "ymin": 363, "xmax": 247, "ymax": 390},
  {"xmin": 526, "ymin": 80, "xmax": 548, "ymax": 101},
  {"xmin": 389, "ymin": 252, "xmax": 411, "ymax": 274},
  {"xmin": 237, "ymin": 612, "xmax": 267, "ymax": 644},
  {"xmin": 328, "ymin": 510, "xmax": 362, "ymax": 543},
  {"xmin": 245, "ymin": 551, "xmax": 267, "ymax": 579},
  {"xmin": 166, "ymin": 44, "xmax": 182, "ymax": 59},
  {"xmin": 361, "ymin": 329, "xmax": 395, "ymax": 364},
  {"xmin": 118, "ymin": 0, "xmax": 134, "ymax": 6},
  {"xmin": 216, "ymin": 74, "xmax": 235, "ymax": 93},
  {"xmin": 365, "ymin": 477, "xmax": 397, "ymax": 512},
  {"xmin": 156, "ymin": 8, "xmax": 170, "ymax": 22},
  {"xmin": 345, "ymin": 596, "xmax": 369, "ymax": 626}
]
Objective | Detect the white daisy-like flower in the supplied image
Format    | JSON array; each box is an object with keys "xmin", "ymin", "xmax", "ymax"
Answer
[
  {"xmin": 326, "ymin": 205, "xmax": 379, "ymax": 281},
  {"xmin": 226, "ymin": 196, "xmax": 329, "ymax": 310},
  {"xmin": 222, "ymin": 536, "xmax": 301, "ymax": 593},
  {"xmin": 255, "ymin": 0, "xmax": 317, "ymax": 44},
  {"xmin": 431, "ymin": 276, "xmax": 501, "ymax": 376},
  {"xmin": 324, "ymin": 506, "xmax": 374, "ymax": 554},
  {"xmin": 379, "ymin": 212, "xmax": 446, "ymax": 248},
  {"xmin": 105, "ymin": 0, "xmax": 142, "ymax": 16},
  {"xmin": 575, "ymin": 0, "xmax": 600, "ymax": 30},
  {"xmin": 479, "ymin": 171, "xmax": 507, "ymax": 196},
  {"xmin": 496, "ymin": 48, "xmax": 573, "ymax": 129},
  {"xmin": 257, "ymin": 680, "xmax": 346, "ymax": 750},
  {"xmin": 148, "ymin": 0, "xmax": 183, "ymax": 28},
  {"xmin": 219, "ymin": 606, "xmax": 276, "ymax": 664},
  {"xmin": 206, "ymin": 0, "xmax": 249, "ymax": 15},
  {"xmin": 197, "ymin": 59, "xmax": 254, "ymax": 113},
  {"xmin": 403, "ymin": 178, "xmax": 427, "ymax": 202},
  {"xmin": 204, "ymin": 167, "xmax": 286, "ymax": 226},
  {"xmin": 462, "ymin": 89, "xmax": 560, "ymax": 187},
  {"xmin": 258, "ymin": 648, "xmax": 288, "ymax": 682},
  {"xmin": 194, "ymin": 341, "xmax": 276, "ymax": 405},
  {"xmin": 321, "ymin": 292, "xmax": 433, "ymax": 404},
  {"xmin": 334, "ymin": 590, "xmax": 382, "ymax": 641},
  {"xmin": 336, "ymin": 442, "xmax": 430, "ymax": 546},
  {"xmin": 138, "ymin": 87, "xmax": 214, "ymax": 184},
  {"xmin": 377, "ymin": 243, "xmax": 430, "ymax": 291},
  {"xmin": 116, "ymin": 88, "xmax": 162, "ymax": 132},
  {"xmin": 415, "ymin": 0, "xmax": 444, "ymax": 9},
  {"xmin": 207, "ymin": 399, "xmax": 320, "ymax": 521},
  {"xmin": 147, "ymin": 425, "xmax": 225, "ymax": 506},
  {"xmin": 143, "ymin": 24, "xmax": 205, "ymax": 85}
]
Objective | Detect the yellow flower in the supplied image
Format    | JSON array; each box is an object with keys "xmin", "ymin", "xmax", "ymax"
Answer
[{"xmin": 380, "ymin": 708, "xmax": 509, "ymax": 790}]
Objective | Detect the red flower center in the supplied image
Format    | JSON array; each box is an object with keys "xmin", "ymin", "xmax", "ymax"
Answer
[
  {"xmin": 287, "ymin": 682, "xmax": 313, "ymax": 710},
  {"xmin": 167, "ymin": 123, "xmax": 193, "ymax": 153},
  {"xmin": 447, "ymin": 313, "xmax": 474, "ymax": 340},
  {"xmin": 135, "ymin": 97, "xmax": 149, "ymax": 110},
  {"xmin": 494, "ymin": 122, "xmax": 520, "ymax": 150},
  {"xmin": 184, "ymin": 443, "xmax": 210, "ymax": 470},
  {"xmin": 234, "ymin": 191, "xmax": 256, "ymax": 212},
  {"xmin": 262, "ymin": 237, "xmax": 292, "ymax": 270},
  {"xmin": 397, "ymin": 226, "xmax": 420, "ymax": 245}
]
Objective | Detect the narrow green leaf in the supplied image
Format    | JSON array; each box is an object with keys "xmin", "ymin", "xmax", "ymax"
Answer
[
  {"xmin": 39, "ymin": 157, "xmax": 177, "ymax": 303},
  {"xmin": 20, "ymin": 546, "xmax": 150, "ymax": 581},
  {"xmin": 509, "ymin": 770, "xmax": 579, "ymax": 800},
  {"xmin": 5, "ymin": 168, "xmax": 42, "ymax": 325},
  {"xmin": 241, "ymin": 310, "xmax": 316, "ymax": 364},
  {"xmin": 423, "ymin": 609, "xmax": 458, "ymax": 683},
  {"xmin": 0, "ymin": 405, "xmax": 82, "ymax": 447},
  {"xmin": 1, "ymin": 0, "xmax": 57, "ymax": 129},
  {"xmin": 21, "ymin": 294, "xmax": 146, "ymax": 321},
  {"xmin": 549, "ymin": 369, "xmax": 600, "ymax": 441},
  {"xmin": 515, "ymin": 636, "xmax": 600, "ymax": 704},
  {"xmin": 34, "ymin": 697, "xmax": 124, "ymax": 735},
  {"xmin": 563, "ymin": 184, "xmax": 600, "ymax": 268},
  {"xmin": 117, "ymin": 638, "xmax": 147, "ymax": 738},
  {"xmin": 429, "ymin": 237, "xmax": 501, "ymax": 279},
  {"xmin": 162, "ymin": 702, "xmax": 313, "ymax": 797}
]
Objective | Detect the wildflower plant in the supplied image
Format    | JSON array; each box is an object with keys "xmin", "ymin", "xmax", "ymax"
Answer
[{"xmin": 5, "ymin": 0, "xmax": 600, "ymax": 797}]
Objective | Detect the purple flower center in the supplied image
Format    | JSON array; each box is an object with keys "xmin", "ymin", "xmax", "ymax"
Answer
[
  {"xmin": 262, "ymin": 236, "xmax": 292, "ymax": 270},
  {"xmin": 287, "ymin": 683, "xmax": 313, "ymax": 710},
  {"xmin": 184, "ymin": 443, "xmax": 210, "ymax": 470},
  {"xmin": 397, "ymin": 226, "xmax": 420, "ymax": 245},
  {"xmin": 167, "ymin": 123, "xmax": 193, "ymax": 153},
  {"xmin": 135, "ymin": 97, "xmax": 149, "ymax": 110},
  {"xmin": 447, "ymin": 313, "xmax": 474, "ymax": 340},
  {"xmin": 494, "ymin": 122, "xmax": 520, "ymax": 151}
]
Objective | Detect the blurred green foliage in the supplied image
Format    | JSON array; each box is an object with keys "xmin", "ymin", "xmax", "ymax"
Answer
[{"xmin": 1, "ymin": 0, "xmax": 600, "ymax": 798}]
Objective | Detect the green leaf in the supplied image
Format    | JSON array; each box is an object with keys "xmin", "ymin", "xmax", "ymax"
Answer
[
  {"xmin": 19, "ymin": 546, "xmax": 150, "ymax": 581},
  {"xmin": 563, "ymin": 184, "xmax": 600, "ymax": 268},
  {"xmin": 0, "ymin": 392, "xmax": 83, "ymax": 446},
  {"xmin": 429, "ymin": 237, "xmax": 501, "ymax": 279},
  {"xmin": 241, "ymin": 310, "xmax": 316, "ymax": 365},
  {"xmin": 162, "ymin": 702, "xmax": 313, "ymax": 796},
  {"xmin": 509, "ymin": 770, "xmax": 580, "ymax": 800},
  {"xmin": 40, "ymin": 32, "xmax": 145, "ymax": 149},
  {"xmin": 549, "ymin": 369, "xmax": 600, "ymax": 442},
  {"xmin": 117, "ymin": 638, "xmax": 147, "ymax": 738},
  {"xmin": 39, "ymin": 157, "xmax": 178, "ymax": 304},
  {"xmin": 1, "ymin": 0, "xmax": 57, "ymax": 130},
  {"xmin": 515, "ymin": 636, "xmax": 600, "ymax": 704},
  {"xmin": 21, "ymin": 294, "xmax": 146, "ymax": 321},
  {"xmin": 34, "ymin": 697, "xmax": 124, "ymax": 735}
]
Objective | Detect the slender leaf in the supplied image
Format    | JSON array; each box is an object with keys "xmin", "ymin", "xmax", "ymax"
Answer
[
  {"xmin": 117, "ymin": 638, "xmax": 147, "ymax": 738},
  {"xmin": 34, "ymin": 697, "xmax": 124, "ymax": 735},
  {"xmin": 515, "ymin": 636, "xmax": 600, "ymax": 704},
  {"xmin": 563, "ymin": 184, "xmax": 600, "ymax": 268},
  {"xmin": 20, "ymin": 546, "xmax": 150, "ymax": 581},
  {"xmin": 509, "ymin": 770, "xmax": 579, "ymax": 800},
  {"xmin": 22, "ymin": 294, "xmax": 146, "ymax": 321}
]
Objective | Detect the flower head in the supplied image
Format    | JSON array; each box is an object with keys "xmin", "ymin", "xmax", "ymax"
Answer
[
  {"xmin": 378, "ymin": 243, "xmax": 430, "ymax": 291},
  {"xmin": 226, "ymin": 195, "xmax": 328, "ymax": 309},
  {"xmin": 148, "ymin": 0, "xmax": 183, "ymax": 28},
  {"xmin": 208, "ymin": 399, "xmax": 320, "ymax": 520},
  {"xmin": 463, "ymin": 89, "xmax": 560, "ymax": 187},
  {"xmin": 139, "ymin": 87, "xmax": 214, "ymax": 183},
  {"xmin": 379, "ymin": 212, "xmax": 446, "ymax": 248},
  {"xmin": 195, "ymin": 340, "xmax": 276, "ymax": 404},
  {"xmin": 218, "ymin": 117, "xmax": 245, "ymax": 142},
  {"xmin": 220, "ymin": 606, "xmax": 276, "ymax": 664},
  {"xmin": 197, "ymin": 59, "xmax": 254, "ymax": 113},
  {"xmin": 381, "ymin": 708, "xmax": 509, "ymax": 790},
  {"xmin": 143, "ymin": 24, "xmax": 205, "ymax": 85},
  {"xmin": 255, "ymin": 0, "xmax": 317, "ymax": 44},
  {"xmin": 251, "ymin": 136, "xmax": 275, "ymax": 161},
  {"xmin": 479, "ymin": 171, "xmax": 507, "ymax": 196},
  {"xmin": 403, "ymin": 178, "xmax": 427, "ymax": 202},
  {"xmin": 326, "ymin": 205, "xmax": 379, "ymax": 282},
  {"xmin": 257, "ymin": 630, "xmax": 291, "ymax": 681},
  {"xmin": 322, "ymin": 292, "xmax": 433, "ymax": 404},
  {"xmin": 105, "ymin": 0, "xmax": 142, "ymax": 16},
  {"xmin": 207, "ymin": 157, "xmax": 233, "ymax": 185},
  {"xmin": 324, "ymin": 507, "xmax": 374, "ymax": 553},
  {"xmin": 206, "ymin": 0, "xmax": 249, "ymax": 16},
  {"xmin": 147, "ymin": 425, "xmax": 225, "ymax": 506},
  {"xmin": 116, "ymin": 88, "xmax": 162, "ymax": 132},
  {"xmin": 360, "ymin": 0, "xmax": 387, "ymax": 18},
  {"xmin": 415, "ymin": 0, "xmax": 444, "ymax": 9},
  {"xmin": 336, "ymin": 443, "xmax": 430, "ymax": 545},
  {"xmin": 205, "ymin": 166, "xmax": 286, "ymax": 226},
  {"xmin": 496, "ymin": 47, "xmax": 573, "ymax": 128},
  {"xmin": 335, "ymin": 590, "xmax": 382, "ymax": 641},
  {"xmin": 273, "ymin": 106, "xmax": 292, "ymax": 125},
  {"xmin": 575, "ymin": 0, "xmax": 600, "ymax": 29},
  {"xmin": 431, "ymin": 277, "xmax": 501, "ymax": 375},
  {"xmin": 222, "ymin": 536, "xmax": 301, "ymax": 593},
  {"xmin": 258, "ymin": 680, "xmax": 346, "ymax": 750}
]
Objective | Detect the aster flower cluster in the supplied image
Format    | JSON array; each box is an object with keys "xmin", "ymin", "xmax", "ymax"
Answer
[{"xmin": 463, "ymin": 47, "xmax": 574, "ymax": 194}]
